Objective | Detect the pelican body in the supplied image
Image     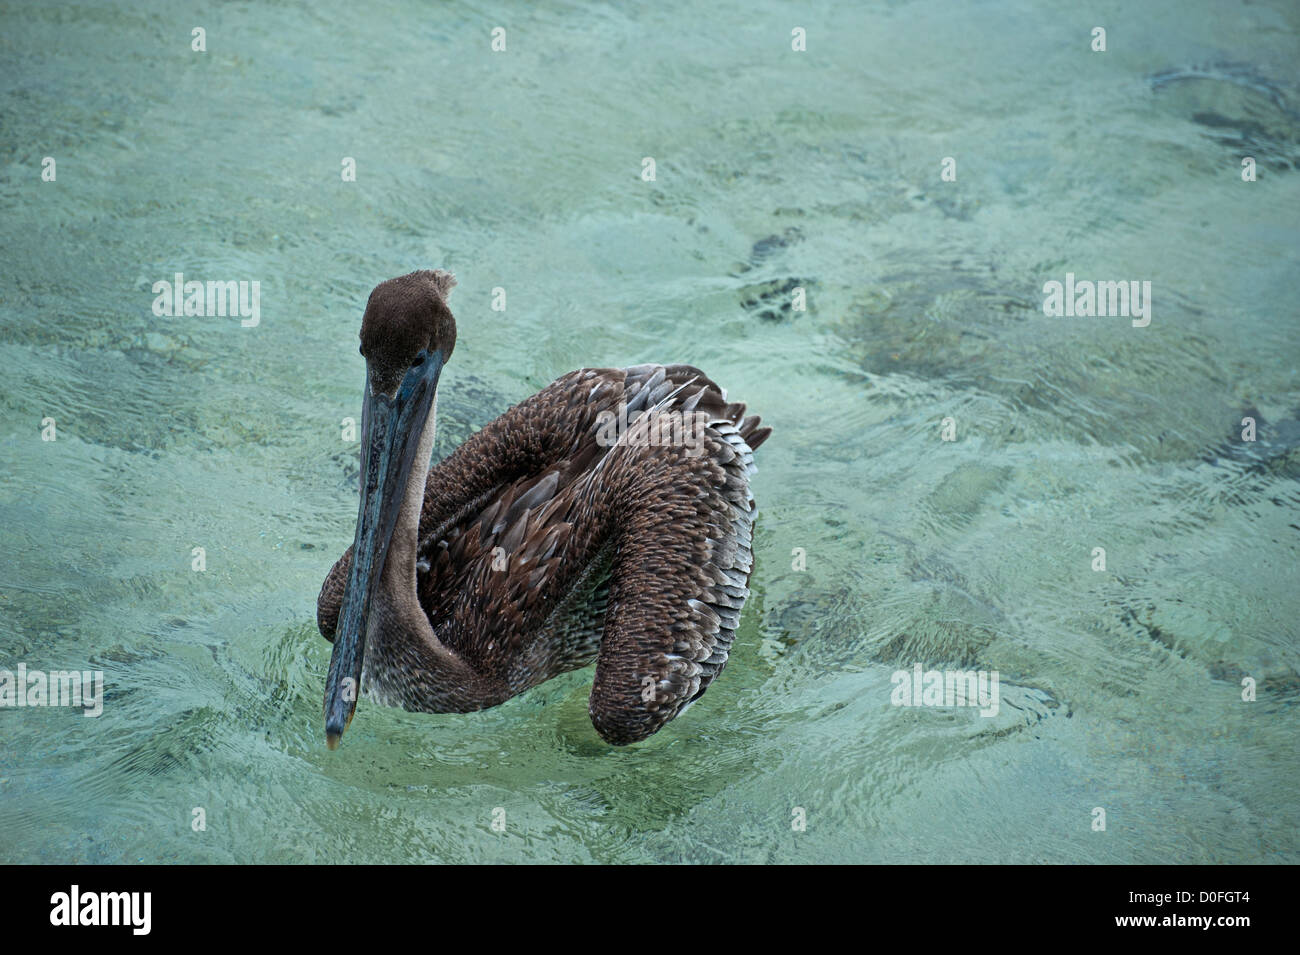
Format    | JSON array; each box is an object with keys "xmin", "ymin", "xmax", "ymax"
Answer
[{"xmin": 318, "ymin": 271, "xmax": 770, "ymax": 747}]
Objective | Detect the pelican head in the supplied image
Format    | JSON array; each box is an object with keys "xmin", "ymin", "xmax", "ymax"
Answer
[{"xmin": 324, "ymin": 270, "xmax": 457, "ymax": 749}]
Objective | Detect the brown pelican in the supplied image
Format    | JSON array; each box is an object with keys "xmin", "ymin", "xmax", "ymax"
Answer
[{"xmin": 317, "ymin": 270, "xmax": 770, "ymax": 748}]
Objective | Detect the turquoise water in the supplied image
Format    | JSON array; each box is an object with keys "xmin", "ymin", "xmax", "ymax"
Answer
[{"xmin": 1, "ymin": 0, "xmax": 1298, "ymax": 863}]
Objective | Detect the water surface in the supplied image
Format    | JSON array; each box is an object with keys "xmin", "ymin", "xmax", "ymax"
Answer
[{"xmin": 1, "ymin": 0, "xmax": 1298, "ymax": 863}]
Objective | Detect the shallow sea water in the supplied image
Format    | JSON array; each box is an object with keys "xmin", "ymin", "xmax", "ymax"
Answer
[{"xmin": 1, "ymin": 0, "xmax": 1298, "ymax": 863}]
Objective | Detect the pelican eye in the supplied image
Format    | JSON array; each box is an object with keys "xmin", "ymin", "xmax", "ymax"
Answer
[{"xmin": 410, "ymin": 352, "xmax": 426, "ymax": 368}]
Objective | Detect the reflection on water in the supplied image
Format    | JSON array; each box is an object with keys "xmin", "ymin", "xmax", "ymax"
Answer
[{"xmin": 1, "ymin": 0, "xmax": 1297, "ymax": 863}]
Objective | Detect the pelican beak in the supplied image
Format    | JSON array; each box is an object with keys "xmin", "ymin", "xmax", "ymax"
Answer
[{"xmin": 324, "ymin": 349, "xmax": 444, "ymax": 749}]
